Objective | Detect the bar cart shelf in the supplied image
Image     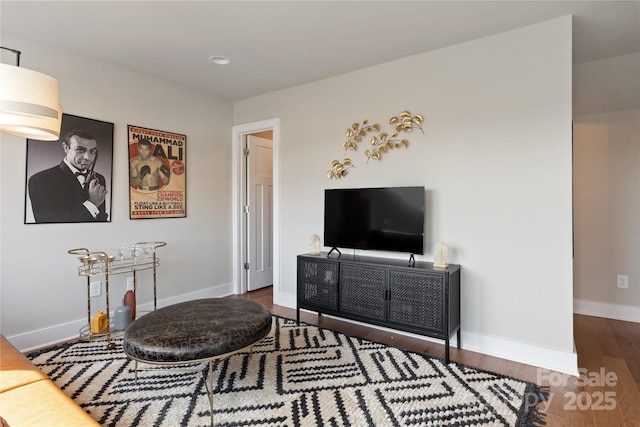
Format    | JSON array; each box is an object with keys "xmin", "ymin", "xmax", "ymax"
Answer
[{"xmin": 68, "ymin": 241, "xmax": 166, "ymax": 348}]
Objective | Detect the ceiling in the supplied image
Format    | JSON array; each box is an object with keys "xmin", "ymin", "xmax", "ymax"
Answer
[{"xmin": 1, "ymin": 1, "xmax": 639, "ymax": 102}]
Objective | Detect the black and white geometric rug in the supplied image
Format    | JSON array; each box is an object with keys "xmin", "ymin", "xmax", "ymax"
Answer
[{"xmin": 27, "ymin": 316, "xmax": 547, "ymax": 426}]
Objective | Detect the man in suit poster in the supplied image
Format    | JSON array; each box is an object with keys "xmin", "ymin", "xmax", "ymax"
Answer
[{"xmin": 25, "ymin": 114, "xmax": 114, "ymax": 224}]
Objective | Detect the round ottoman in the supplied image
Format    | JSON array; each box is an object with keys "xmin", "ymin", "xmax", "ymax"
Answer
[{"xmin": 122, "ymin": 298, "xmax": 272, "ymax": 425}]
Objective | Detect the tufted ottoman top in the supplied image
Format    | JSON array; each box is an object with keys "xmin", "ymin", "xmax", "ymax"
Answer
[{"xmin": 123, "ymin": 298, "xmax": 272, "ymax": 363}]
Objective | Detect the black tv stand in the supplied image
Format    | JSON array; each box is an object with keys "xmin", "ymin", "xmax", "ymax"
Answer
[
  {"xmin": 297, "ymin": 252, "xmax": 461, "ymax": 363},
  {"xmin": 327, "ymin": 247, "xmax": 341, "ymax": 257}
]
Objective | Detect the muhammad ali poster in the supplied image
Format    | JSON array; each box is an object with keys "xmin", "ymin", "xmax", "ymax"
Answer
[
  {"xmin": 25, "ymin": 114, "xmax": 114, "ymax": 224},
  {"xmin": 128, "ymin": 125, "xmax": 186, "ymax": 219}
]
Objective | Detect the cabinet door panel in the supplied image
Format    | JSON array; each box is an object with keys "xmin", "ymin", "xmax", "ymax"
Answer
[
  {"xmin": 388, "ymin": 270, "xmax": 444, "ymax": 332},
  {"xmin": 340, "ymin": 263, "xmax": 386, "ymax": 319},
  {"xmin": 297, "ymin": 258, "xmax": 338, "ymax": 311}
]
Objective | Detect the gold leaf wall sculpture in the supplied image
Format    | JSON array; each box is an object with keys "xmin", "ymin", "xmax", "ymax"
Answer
[{"xmin": 327, "ymin": 111, "xmax": 424, "ymax": 179}]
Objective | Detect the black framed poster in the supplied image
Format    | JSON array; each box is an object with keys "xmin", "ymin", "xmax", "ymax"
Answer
[{"xmin": 25, "ymin": 113, "xmax": 114, "ymax": 224}]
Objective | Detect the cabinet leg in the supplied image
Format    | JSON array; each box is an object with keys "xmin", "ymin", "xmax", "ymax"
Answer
[
  {"xmin": 457, "ymin": 329, "xmax": 461, "ymax": 349},
  {"xmin": 296, "ymin": 307, "xmax": 300, "ymax": 324},
  {"xmin": 445, "ymin": 338, "xmax": 450, "ymax": 364}
]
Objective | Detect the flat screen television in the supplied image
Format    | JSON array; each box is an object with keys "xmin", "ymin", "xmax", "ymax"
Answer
[{"xmin": 324, "ymin": 186, "xmax": 425, "ymax": 255}]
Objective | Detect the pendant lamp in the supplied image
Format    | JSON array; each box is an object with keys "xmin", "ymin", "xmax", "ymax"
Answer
[{"xmin": 0, "ymin": 46, "xmax": 62, "ymax": 141}]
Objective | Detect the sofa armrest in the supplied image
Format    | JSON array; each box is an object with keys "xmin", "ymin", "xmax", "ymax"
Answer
[
  {"xmin": 0, "ymin": 379, "xmax": 100, "ymax": 426},
  {"xmin": 0, "ymin": 335, "xmax": 100, "ymax": 426},
  {"xmin": 0, "ymin": 336, "xmax": 49, "ymax": 393}
]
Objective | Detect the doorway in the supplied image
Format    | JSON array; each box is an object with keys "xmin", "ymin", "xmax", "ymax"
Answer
[
  {"xmin": 245, "ymin": 133, "xmax": 273, "ymax": 290},
  {"xmin": 232, "ymin": 119, "xmax": 280, "ymax": 296}
]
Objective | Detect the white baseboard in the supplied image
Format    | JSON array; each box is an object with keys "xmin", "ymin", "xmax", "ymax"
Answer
[
  {"xmin": 8, "ymin": 282, "xmax": 234, "ymax": 352},
  {"xmin": 461, "ymin": 331, "xmax": 578, "ymax": 376},
  {"xmin": 277, "ymin": 297, "xmax": 578, "ymax": 376},
  {"xmin": 573, "ymin": 299, "xmax": 640, "ymax": 323},
  {"xmin": 13, "ymin": 285, "xmax": 579, "ymax": 376}
]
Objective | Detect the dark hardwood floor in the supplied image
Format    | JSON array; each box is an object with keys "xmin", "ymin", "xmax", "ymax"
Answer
[{"xmin": 231, "ymin": 286, "xmax": 640, "ymax": 427}]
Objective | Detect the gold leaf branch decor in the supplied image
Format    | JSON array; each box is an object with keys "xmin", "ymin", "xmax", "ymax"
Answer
[
  {"xmin": 327, "ymin": 120, "xmax": 379, "ymax": 179},
  {"xmin": 327, "ymin": 111, "xmax": 424, "ymax": 179}
]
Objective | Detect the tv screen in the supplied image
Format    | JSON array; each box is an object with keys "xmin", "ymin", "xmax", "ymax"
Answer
[{"xmin": 324, "ymin": 186, "xmax": 425, "ymax": 255}]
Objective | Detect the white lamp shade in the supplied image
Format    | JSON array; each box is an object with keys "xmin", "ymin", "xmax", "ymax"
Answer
[
  {"xmin": 0, "ymin": 63, "xmax": 62, "ymax": 140},
  {"xmin": 0, "ymin": 103, "xmax": 62, "ymax": 141}
]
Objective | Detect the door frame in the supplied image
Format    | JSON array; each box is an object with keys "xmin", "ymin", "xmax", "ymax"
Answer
[{"xmin": 232, "ymin": 118, "xmax": 280, "ymax": 295}]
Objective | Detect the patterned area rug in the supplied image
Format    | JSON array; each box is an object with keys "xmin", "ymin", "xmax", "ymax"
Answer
[{"xmin": 27, "ymin": 316, "xmax": 547, "ymax": 426}]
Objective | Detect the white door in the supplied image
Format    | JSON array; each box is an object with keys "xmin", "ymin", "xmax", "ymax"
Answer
[{"xmin": 246, "ymin": 135, "xmax": 273, "ymax": 291}]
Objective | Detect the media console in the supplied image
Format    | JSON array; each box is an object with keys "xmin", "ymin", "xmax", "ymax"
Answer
[{"xmin": 297, "ymin": 252, "xmax": 461, "ymax": 363}]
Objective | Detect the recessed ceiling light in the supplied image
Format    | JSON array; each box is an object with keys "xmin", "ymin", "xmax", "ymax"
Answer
[{"xmin": 209, "ymin": 56, "xmax": 230, "ymax": 65}]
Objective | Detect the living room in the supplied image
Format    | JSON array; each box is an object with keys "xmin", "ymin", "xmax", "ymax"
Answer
[{"xmin": 0, "ymin": 2, "xmax": 638, "ymax": 424}]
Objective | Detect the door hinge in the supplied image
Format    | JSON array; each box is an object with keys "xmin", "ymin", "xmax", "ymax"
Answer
[
  {"xmin": 243, "ymin": 205, "xmax": 249, "ymax": 214},
  {"xmin": 244, "ymin": 262, "xmax": 250, "ymax": 270},
  {"xmin": 243, "ymin": 148, "xmax": 249, "ymax": 156}
]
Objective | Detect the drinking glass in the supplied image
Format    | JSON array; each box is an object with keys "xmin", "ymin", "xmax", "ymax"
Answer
[
  {"xmin": 130, "ymin": 246, "xmax": 140, "ymax": 264},
  {"xmin": 142, "ymin": 245, "xmax": 153, "ymax": 263},
  {"xmin": 115, "ymin": 246, "xmax": 127, "ymax": 264}
]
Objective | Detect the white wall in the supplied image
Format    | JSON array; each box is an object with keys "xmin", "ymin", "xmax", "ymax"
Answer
[
  {"xmin": 0, "ymin": 36, "xmax": 235, "ymax": 350},
  {"xmin": 573, "ymin": 109, "xmax": 640, "ymax": 322},
  {"xmin": 234, "ymin": 17, "xmax": 576, "ymax": 373}
]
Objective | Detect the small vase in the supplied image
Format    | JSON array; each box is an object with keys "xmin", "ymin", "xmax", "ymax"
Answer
[
  {"xmin": 124, "ymin": 290, "xmax": 136, "ymax": 321},
  {"xmin": 114, "ymin": 300, "xmax": 132, "ymax": 330}
]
